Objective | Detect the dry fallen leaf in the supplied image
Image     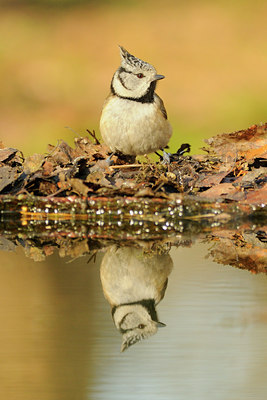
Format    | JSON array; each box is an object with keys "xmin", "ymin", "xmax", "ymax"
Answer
[
  {"xmin": 0, "ymin": 123, "xmax": 266, "ymax": 203},
  {"xmin": 23, "ymin": 153, "xmax": 45, "ymax": 174},
  {"xmin": 205, "ymin": 123, "xmax": 267, "ymax": 162},
  {"xmin": 0, "ymin": 166, "xmax": 20, "ymax": 192},
  {"xmin": 0, "ymin": 148, "xmax": 19, "ymax": 163}
]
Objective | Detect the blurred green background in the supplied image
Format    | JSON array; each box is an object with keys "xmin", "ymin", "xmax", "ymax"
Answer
[{"xmin": 0, "ymin": 0, "xmax": 266, "ymax": 156}]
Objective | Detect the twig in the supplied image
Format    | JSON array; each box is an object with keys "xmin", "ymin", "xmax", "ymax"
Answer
[
  {"xmin": 110, "ymin": 164, "xmax": 142, "ymax": 169},
  {"xmin": 65, "ymin": 126, "xmax": 81, "ymax": 137},
  {"xmin": 46, "ymin": 188, "xmax": 68, "ymax": 198},
  {"xmin": 86, "ymin": 129, "xmax": 100, "ymax": 145}
]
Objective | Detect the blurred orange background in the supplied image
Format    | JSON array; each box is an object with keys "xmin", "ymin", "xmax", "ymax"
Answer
[{"xmin": 0, "ymin": 0, "xmax": 266, "ymax": 156}]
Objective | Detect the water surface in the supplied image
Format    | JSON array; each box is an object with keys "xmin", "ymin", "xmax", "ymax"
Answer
[{"xmin": 0, "ymin": 241, "xmax": 267, "ymax": 400}]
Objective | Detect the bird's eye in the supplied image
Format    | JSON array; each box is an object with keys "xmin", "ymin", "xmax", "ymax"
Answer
[
  {"xmin": 137, "ymin": 73, "xmax": 144, "ymax": 78},
  {"xmin": 138, "ymin": 324, "xmax": 145, "ymax": 329}
]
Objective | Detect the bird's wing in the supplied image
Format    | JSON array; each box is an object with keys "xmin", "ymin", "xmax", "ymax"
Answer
[{"xmin": 154, "ymin": 93, "xmax": 168, "ymax": 120}]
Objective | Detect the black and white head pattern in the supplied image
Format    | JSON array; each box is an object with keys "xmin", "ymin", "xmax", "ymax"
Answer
[{"xmin": 111, "ymin": 46, "xmax": 164, "ymax": 102}]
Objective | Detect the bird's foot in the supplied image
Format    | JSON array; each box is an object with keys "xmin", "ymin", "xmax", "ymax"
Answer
[{"xmin": 156, "ymin": 144, "xmax": 191, "ymax": 163}]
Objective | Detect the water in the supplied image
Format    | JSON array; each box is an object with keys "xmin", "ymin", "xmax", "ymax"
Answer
[{"xmin": 0, "ymin": 240, "xmax": 267, "ymax": 400}]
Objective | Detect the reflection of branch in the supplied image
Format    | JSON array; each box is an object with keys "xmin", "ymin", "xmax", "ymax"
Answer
[{"xmin": 87, "ymin": 251, "xmax": 97, "ymax": 264}]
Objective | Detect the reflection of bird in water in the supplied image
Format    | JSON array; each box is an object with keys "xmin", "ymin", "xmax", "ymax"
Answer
[{"xmin": 100, "ymin": 246, "xmax": 173, "ymax": 352}]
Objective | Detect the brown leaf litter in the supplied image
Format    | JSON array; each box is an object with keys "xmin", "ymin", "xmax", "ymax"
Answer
[{"xmin": 0, "ymin": 123, "xmax": 266, "ymax": 205}]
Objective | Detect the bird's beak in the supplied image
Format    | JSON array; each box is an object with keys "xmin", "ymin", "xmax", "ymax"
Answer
[
  {"xmin": 157, "ymin": 321, "xmax": 166, "ymax": 328},
  {"xmin": 154, "ymin": 74, "xmax": 165, "ymax": 81}
]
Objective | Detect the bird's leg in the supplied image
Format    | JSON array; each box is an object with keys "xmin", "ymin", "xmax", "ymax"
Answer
[
  {"xmin": 157, "ymin": 144, "xmax": 191, "ymax": 164},
  {"xmin": 155, "ymin": 148, "xmax": 171, "ymax": 163},
  {"xmin": 105, "ymin": 153, "xmax": 115, "ymax": 166},
  {"xmin": 155, "ymin": 151, "xmax": 163, "ymax": 161},
  {"xmin": 162, "ymin": 149, "xmax": 171, "ymax": 164}
]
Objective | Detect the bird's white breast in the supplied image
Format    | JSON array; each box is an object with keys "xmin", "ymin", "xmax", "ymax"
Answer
[{"xmin": 100, "ymin": 96, "xmax": 172, "ymax": 155}]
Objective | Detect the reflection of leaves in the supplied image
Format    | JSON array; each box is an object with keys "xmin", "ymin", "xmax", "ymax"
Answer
[
  {"xmin": 0, "ymin": 213, "xmax": 265, "ymax": 276},
  {"xmin": 58, "ymin": 239, "xmax": 89, "ymax": 259},
  {"xmin": 207, "ymin": 228, "xmax": 267, "ymax": 273},
  {"xmin": 24, "ymin": 246, "xmax": 46, "ymax": 262},
  {"xmin": 0, "ymin": 236, "xmax": 16, "ymax": 252}
]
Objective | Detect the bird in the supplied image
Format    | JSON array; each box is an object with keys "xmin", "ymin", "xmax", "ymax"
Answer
[
  {"xmin": 100, "ymin": 245, "xmax": 173, "ymax": 352},
  {"xmin": 100, "ymin": 46, "xmax": 172, "ymax": 157}
]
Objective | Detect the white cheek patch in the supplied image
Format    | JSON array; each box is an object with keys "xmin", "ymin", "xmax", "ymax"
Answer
[
  {"xmin": 112, "ymin": 74, "xmax": 131, "ymax": 97},
  {"xmin": 113, "ymin": 71, "xmax": 153, "ymax": 99}
]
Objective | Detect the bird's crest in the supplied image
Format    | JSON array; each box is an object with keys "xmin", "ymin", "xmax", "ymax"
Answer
[{"xmin": 119, "ymin": 46, "xmax": 154, "ymax": 72}]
